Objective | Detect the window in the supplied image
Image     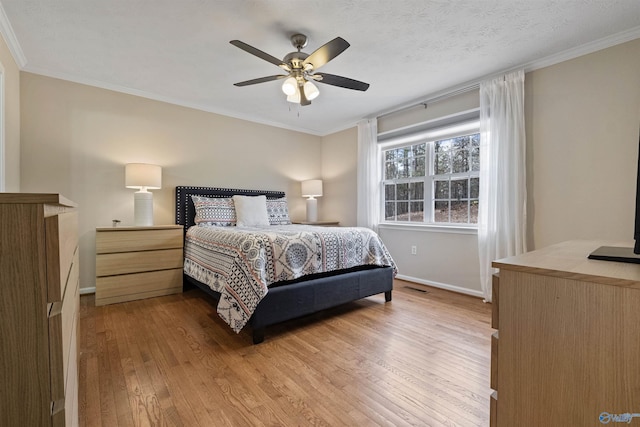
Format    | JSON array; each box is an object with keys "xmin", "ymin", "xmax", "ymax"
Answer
[
  {"xmin": 384, "ymin": 144, "xmax": 426, "ymax": 222},
  {"xmin": 382, "ymin": 121, "xmax": 480, "ymax": 225}
]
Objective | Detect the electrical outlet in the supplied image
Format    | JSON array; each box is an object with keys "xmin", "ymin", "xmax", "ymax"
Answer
[{"xmin": 411, "ymin": 245, "xmax": 417, "ymax": 255}]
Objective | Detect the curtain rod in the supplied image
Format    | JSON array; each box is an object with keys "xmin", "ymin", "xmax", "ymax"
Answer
[
  {"xmin": 374, "ymin": 83, "xmax": 480, "ymax": 121},
  {"xmin": 372, "ymin": 27, "xmax": 640, "ymax": 122}
]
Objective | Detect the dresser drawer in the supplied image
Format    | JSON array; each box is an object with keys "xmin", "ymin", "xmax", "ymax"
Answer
[
  {"xmin": 51, "ymin": 308, "xmax": 79, "ymax": 427},
  {"xmin": 490, "ymin": 391, "xmax": 498, "ymax": 427},
  {"xmin": 46, "ymin": 211, "xmax": 79, "ymax": 302},
  {"xmin": 64, "ymin": 305, "xmax": 79, "ymax": 427},
  {"xmin": 96, "ymin": 227, "xmax": 183, "ymax": 254},
  {"xmin": 491, "ymin": 331, "xmax": 499, "ymax": 390},
  {"xmin": 96, "ymin": 268, "xmax": 183, "ymax": 306},
  {"xmin": 491, "ymin": 273, "xmax": 499, "ymax": 329},
  {"xmin": 48, "ymin": 249, "xmax": 80, "ymax": 405},
  {"xmin": 96, "ymin": 248, "xmax": 183, "ymax": 277},
  {"xmin": 0, "ymin": 194, "xmax": 78, "ymax": 427}
]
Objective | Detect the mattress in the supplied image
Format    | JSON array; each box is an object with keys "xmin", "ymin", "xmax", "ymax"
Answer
[{"xmin": 184, "ymin": 224, "xmax": 397, "ymax": 332}]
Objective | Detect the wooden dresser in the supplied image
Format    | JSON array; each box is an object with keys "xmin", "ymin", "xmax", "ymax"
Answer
[
  {"xmin": 95, "ymin": 225, "xmax": 183, "ymax": 306},
  {"xmin": 0, "ymin": 193, "xmax": 79, "ymax": 427},
  {"xmin": 490, "ymin": 240, "xmax": 640, "ymax": 427}
]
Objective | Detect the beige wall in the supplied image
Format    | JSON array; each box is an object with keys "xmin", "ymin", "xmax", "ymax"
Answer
[
  {"xmin": 20, "ymin": 73, "xmax": 322, "ymax": 291},
  {"xmin": 372, "ymin": 90, "xmax": 483, "ymax": 295},
  {"xmin": 526, "ymin": 38, "xmax": 640, "ymax": 249},
  {"xmin": 0, "ymin": 34, "xmax": 20, "ymax": 191},
  {"xmin": 349, "ymin": 38, "xmax": 640, "ymax": 296},
  {"xmin": 17, "ymin": 37, "xmax": 640, "ymax": 296},
  {"xmin": 378, "ymin": 226, "xmax": 481, "ymax": 294},
  {"xmin": 321, "ymin": 126, "xmax": 358, "ymax": 226}
]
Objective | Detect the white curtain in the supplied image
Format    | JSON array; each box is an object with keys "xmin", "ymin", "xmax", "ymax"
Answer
[
  {"xmin": 478, "ymin": 70, "xmax": 527, "ymax": 302},
  {"xmin": 356, "ymin": 118, "xmax": 381, "ymax": 231}
]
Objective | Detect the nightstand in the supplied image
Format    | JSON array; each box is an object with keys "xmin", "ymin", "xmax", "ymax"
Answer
[
  {"xmin": 293, "ymin": 220, "xmax": 340, "ymax": 226},
  {"xmin": 95, "ymin": 225, "xmax": 184, "ymax": 306}
]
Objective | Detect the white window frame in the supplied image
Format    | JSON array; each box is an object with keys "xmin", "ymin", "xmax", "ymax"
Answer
[{"xmin": 380, "ymin": 117, "xmax": 480, "ymax": 228}]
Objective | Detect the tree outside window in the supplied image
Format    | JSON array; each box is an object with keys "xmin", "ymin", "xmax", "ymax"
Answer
[{"xmin": 382, "ymin": 132, "xmax": 480, "ymax": 225}]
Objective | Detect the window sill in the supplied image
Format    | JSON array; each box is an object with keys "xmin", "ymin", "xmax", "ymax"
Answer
[{"xmin": 378, "ymin": 222, "xmax": 478, "ymax": 235}]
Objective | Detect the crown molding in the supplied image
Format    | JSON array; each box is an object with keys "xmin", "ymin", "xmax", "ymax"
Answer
[
  {"xmin": 0, "ymin": 2, "xmax": 26, "ymax": 67},
  {"xmin": 521, "ymin": 25, "xmax": 640, "ymax": 72},
  {"xmin": 6, "ymin": 11, "xmax": 640, "ymax": 137},
  {"xmin": 21, "ymin": 65, "xmax": 326, "ymax": 136},
  {"xmin": 369, "ymin": 26, "xmax": 640, "ymax": 121}
]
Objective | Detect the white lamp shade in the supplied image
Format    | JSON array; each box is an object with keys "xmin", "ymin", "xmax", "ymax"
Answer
[
  {"xmin": 301, "ymin": 179, "xmax": 323, "ymax": 197},
  {"xmin": 287, "ymin": 85, "xmax": 301, "ymax": 103},
  {"xmin": 282, "ymin": 77, "xmax": 297, "ymax": 95},
  {"xmin": 125, "ymin": 163, "xmax": 162, "ymax": 189},
  {"xmin": 304, "ymin": 81, "xmax": 319, "ymax": 100}
]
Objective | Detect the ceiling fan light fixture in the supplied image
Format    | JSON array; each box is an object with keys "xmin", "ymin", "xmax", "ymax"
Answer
[
  {"xmin": 286, "ymin": 86, "xmax": 301, "ymax": 103},
  {"xmin": 304, "ymin": 81, "xmax": 319, "ymax": 100},
  {"xmin": 281, "ymin": 77, "xmax": 297, "ymax": 95},
  {"xmin": 231, "ymin": 34, "xmax": 368, "ymax": 106}
]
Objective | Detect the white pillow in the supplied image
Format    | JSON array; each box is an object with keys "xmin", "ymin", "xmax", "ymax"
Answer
[{"xmin": 232, "ymin": 195, "xmax": 270, "ymax": 227}]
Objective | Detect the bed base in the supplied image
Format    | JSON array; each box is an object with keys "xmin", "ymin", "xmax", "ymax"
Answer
[
  {"xmin": 175, "ymin": 186, "xmax": 394, "ymax": 344},
  {"xmin": 185, "ymin": 266, "xmax": 393, "ymax": 343}
]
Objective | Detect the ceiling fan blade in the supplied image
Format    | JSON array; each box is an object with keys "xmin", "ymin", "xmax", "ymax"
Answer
[
  {"xmin": 230, "ymin": 40, "xmax": 290, "ymax": 70},
  {"xmin": 314, "ymin": 73, "xmax": 370, "ymax": 91},
  {"xmin": 233, "ymin": 75, "xmax": 288, "ymax": 87},
  {"xmin": 302, "ymin": 37, "xmax": 350, "ymax": 70}
]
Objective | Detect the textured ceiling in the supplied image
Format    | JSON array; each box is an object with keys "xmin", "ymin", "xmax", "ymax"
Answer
[{"xmin": 2, "ymin": 0, "xmax": 640, "ymax": 135}]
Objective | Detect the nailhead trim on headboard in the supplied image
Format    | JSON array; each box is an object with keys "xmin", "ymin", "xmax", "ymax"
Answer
[{"xmin": 175, "ymin": 186, "xmax": 286, "ymax": 230}]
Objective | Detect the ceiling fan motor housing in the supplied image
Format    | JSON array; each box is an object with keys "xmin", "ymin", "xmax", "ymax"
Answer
[{"xmin": 283, "ymin": 51, "xmax": 309, "ymax": 69}]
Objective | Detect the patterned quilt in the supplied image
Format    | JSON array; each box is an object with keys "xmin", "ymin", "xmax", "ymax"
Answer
[{"xmin": 183, "ymin": 224, "xmax": 397, "ymax": 333}]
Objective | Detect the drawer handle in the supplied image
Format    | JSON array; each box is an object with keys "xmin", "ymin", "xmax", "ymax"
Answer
[{"xmin": 48, "ymin": 301, "xmax": 63, "ymax": 318}]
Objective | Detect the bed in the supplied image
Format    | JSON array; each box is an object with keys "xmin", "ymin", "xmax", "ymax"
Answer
[{"xmin": 175, "ymin": 186, "xmax": 396, "ymax": 344}]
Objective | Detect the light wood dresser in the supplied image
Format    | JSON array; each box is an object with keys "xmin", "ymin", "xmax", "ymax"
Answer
[
  {"xmin": 490, "ymin": 240, "xmax": 640, "ymax": 427},
  {"xmin": 95, "ymin": 225, "xmax": 183, "ymax": 306},
  {"xmin": 0, "ymin": 193, "xmax": 79, "ymax": 427}
]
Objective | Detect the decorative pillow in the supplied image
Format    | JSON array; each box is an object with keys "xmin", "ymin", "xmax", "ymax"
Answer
[
  {"xmin": 266, "ymin": 197, "xmax": 292, "ymax": 225},
  {"xmin": 232, "ymin": 195, "xmax": 270, "ymax": 227},
  {"xmin": 191, "ymin": 195, "xmax": 236, "ymax": 226}
]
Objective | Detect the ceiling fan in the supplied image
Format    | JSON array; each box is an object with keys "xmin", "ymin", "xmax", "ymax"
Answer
[{"xmin": 230, "ymin": 34, "xmax": 370, "ymax": 106}]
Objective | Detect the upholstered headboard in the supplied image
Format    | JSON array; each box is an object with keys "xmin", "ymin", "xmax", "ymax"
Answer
[{"xmin": 175, "ymin": 186, "xmax": 286, "ymax": 229}]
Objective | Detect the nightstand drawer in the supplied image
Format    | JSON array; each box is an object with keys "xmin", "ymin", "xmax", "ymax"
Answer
[
  {"xmin": 96, "ymin": 269, "xmax": 183, "ymax": 306},
  {"xmin": 96, "ymin": 227, "xmax": 183, "ymax": 254},
  {"xmin": 96, "ymin": 248, "xmax": 183, "ymax": 276},
  {"xmin": 95, "ymin": 225, "xmax": 183, "ymax": 306}
]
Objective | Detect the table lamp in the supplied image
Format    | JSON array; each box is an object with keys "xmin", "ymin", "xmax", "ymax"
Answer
[
  {"xmin": 301, "ymin": 179, "xmax": 323, "ymax": 222},
  {"xmin": 125, "ymin": 163, "xmax": 162, "ymax": 226}
]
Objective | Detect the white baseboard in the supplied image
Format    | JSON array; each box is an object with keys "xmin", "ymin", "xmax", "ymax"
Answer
[
  {"xmin": 80, "ymin": 279, "xmax": 482, "ymax": 299},
  {"xmin": 395, "ymin": 274, "xmax": 484, "ymax": 298}
]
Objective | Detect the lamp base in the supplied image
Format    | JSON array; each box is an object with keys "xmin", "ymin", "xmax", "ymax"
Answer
[
  {"xmin": 133, "ymin": 191, "xmax": 154, "ymax": 226},
  {"xmin": 306, "ymin": 197, "xmax": 318, "ymax": 222}
]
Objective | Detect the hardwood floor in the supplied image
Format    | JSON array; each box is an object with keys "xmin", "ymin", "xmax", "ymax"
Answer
[{"xmin": 79, "ymin": 279, "xmax": 492, "ymax": 426}]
